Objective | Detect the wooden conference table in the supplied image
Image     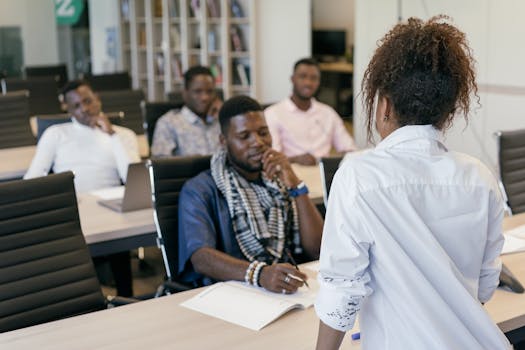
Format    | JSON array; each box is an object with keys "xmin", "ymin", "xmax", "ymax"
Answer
[{"xmin": 2, "ymin": 215, "xmax": 525, "ymax": 349}]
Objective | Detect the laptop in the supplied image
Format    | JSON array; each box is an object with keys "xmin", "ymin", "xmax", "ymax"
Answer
[{"xmin": 97, "ymin": 162, "xmax": 152, "ymax": 212}]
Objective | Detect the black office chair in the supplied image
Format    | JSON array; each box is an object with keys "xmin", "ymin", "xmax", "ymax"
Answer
[
  {"xmin": 5, "ymin": 76, "xmax": 62, "ymax": 115},
  {"xmin": 25, "ymin": 64, "xmax": 68, "ymax": 89},
  {"xmin": 98, "ymin": 89, "xmax": 145, "ymax": 135},
  {"xmin": 166, "ymin": 88, "xmax": 223, "ymax": 105},
  {"xmin": 84, "ymin": 72, "xmax": 132, "ymax": 91},
  {"xmin": 141, "ymin": 101, "xmax": 182, "ymax": 148},
  {"xmin": 495, "ymin": 129, "xmax": 525, "ymax": 215},
  {"xmin": 147, "ymin": 155, "xmax": 212, "ymax": 296},
  {"xmin": 0, "ymin": 90, "xmax": 35, "ymax": 148},
  {"xmin": 34, "ymin": 111, "xmax": 124, "ymax": 142},
  {"xmin": 0, "ymin": 172, "xmax": 132, "ymax": 332},
  {"xmin": 319, "ymin": 155, "xmax": 344, "ymax": 207}
]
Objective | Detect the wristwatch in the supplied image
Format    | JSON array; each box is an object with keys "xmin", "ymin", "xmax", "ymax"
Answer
[{"xmin": 287, "ymin": 181, "xmax": 309, "ymax": 198}]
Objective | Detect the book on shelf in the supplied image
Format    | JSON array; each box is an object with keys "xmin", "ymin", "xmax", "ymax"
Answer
[
  {"xmin": 230, "ymin": 0, "xmax": 244, "ymax": 17},
  {"xmin": 207, "ymin": 0, "xmax": 220, "ymax": 17},
  {"xmin": 155, "ymin": 53, "xmax": 165, "ymax": 75},
  {"xmin": 236, "ymin": 63, "xmax": 250, "ymax": 86},
  {"xmin": 190, "ymin": 0, "xmax": 201, "ymax": 18},
  {"xmin": 154, "ymin": 0, "xmax": 163, "ymax": 17},
  {"xmin": 171, "ymin": 26, "xmax": 181, "ymax": 50},
  {"xmin": 208, "ymin": 30, "xmax": 217, "ymax": 52},
  {"xmin": 180, "ymin": 280, "xmax": 318, "ymax": 331},
  {"xmin": 170, "ymin": 0, "xmax": 179, "ymax": 17},
  {"xmin": 230, "ymin": 25, "xmax": 244, "ymax": 52},
  {"xmin": 139, "ymin": 28, "xmax": 147, "ymax": 47},
  {"xmin": 171, "ymin": 56, "xmax": 183, "ymax": 80},
  {"xmin": 210, "ymin": 63, "xmax": 222, "ymax": 84},
  {"xmin": 121, "ymin": 0, "xmax": 130, "ymax": 20}
]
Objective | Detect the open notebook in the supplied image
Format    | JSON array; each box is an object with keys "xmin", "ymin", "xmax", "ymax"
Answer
[
  {"xmin": 97, "ymin": 162, "xmax": 152, "ymax": 212},
  {"xmin": 181, "ymin": 279, "xmax": 318, "ymax": 331}
]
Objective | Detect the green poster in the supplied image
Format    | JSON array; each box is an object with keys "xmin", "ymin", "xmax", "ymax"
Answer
[{"xmin": 55, "ymin": 0, "xmax": 84, "ymax": 26}]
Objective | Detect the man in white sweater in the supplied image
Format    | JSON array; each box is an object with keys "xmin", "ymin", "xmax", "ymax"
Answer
[
  {"xmin": 25, "ymin": 80, "xmax": 141, "ymax": 297},
  {"xmin": 25, "ymin": 80, "xmax": 140, "ymax": 192}
]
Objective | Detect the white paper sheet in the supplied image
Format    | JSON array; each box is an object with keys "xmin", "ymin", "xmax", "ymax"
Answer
[{"xmin": 502, "ymin": 234, "xmax": 525, "ymax": 255}]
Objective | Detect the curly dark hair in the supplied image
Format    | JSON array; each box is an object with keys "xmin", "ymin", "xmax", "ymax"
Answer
[{"xmin": 362, "ymin": 15, "xmax": 478, "ymax": 141}]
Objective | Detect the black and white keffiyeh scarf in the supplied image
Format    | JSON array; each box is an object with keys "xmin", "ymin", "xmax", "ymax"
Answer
[{"xmin": 211, "ymin": 150, "xmax": 301, "ymax": 264}]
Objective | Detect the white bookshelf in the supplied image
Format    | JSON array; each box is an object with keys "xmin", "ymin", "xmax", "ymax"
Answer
[{"xmin": 119, "ymin": 0, "xmax": 256, "ymax": 101}]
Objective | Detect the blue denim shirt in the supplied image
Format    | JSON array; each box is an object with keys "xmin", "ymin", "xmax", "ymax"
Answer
[{"xmin": 178, "ymin": 170, "xmax": 243, "ymax": 286}]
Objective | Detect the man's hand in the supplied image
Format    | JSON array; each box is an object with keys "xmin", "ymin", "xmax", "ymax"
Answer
[
  {"xmin": 289, "ymin": 153, "xmax": 317, "ymax": 166},
  {"xmin": 95, "ymin": 113, "xmax": 115, "ymax": 135},
  {"xmin": 262, "ymin": 149, "xmax": 301, "ymax": 188},
  {"xmin": 259, "ymin": 263, "xmax": 308, "ymax": 294}
]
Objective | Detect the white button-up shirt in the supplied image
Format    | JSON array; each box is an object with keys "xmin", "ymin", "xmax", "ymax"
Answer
[
  {"xmin": 24, "ymin": 118, "xmax": 140, "ymax": 193},
  {"xmin": 315, "ymin": 125, "xmax": 511, "ymax": 349}
]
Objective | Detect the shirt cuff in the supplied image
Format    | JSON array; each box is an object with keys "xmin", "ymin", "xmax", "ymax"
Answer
[{"xmin": 314, "ymin": 272, "xmax": 371, "ymax": 332}]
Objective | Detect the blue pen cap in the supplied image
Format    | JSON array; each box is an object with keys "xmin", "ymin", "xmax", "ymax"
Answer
[{"xmin": 351, "ymin": 332, "xmax": 360, "ymax": 341}]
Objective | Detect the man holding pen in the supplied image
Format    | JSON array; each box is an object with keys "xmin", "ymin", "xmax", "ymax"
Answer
[{"xmin": 177, "ymin": 95, "xmax": 324, "ymax": 293}]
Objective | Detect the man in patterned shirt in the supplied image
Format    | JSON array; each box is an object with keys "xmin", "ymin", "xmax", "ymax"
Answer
[{"xmin": 151, "ymin": 66, "xmax": 222, "ymax": 157}]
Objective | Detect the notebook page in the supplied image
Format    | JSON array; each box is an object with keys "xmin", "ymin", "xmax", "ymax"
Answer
[{"xmin": 181, "ymin": 280, "xmax": 318, "ymax": 331}]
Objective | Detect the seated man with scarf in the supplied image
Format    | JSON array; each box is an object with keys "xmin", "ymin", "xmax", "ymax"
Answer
[{"xmin": 178, "ymin": 95, "xmax": 324, "ymax": 294}]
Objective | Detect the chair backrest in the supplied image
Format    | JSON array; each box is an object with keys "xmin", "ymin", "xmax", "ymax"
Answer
[
  {"xmin": 166, "ymin": 88, "xmax": 223, "ymax": 105},
  {"xmin": 34, "ymin": 112, "xmax": 124, "ymax": 142},
  {"xmin": 5, "ymin": 76, "xmax": 62, "ymax": 115},
  {"xmin": 0, "ymin": 90, "xmax": 35, "ymax": 148},
  {"xmin": 141, "ymin": 101, "xmax": 183, "ymax": 148},
  {"xmin": 84, "ymin": 72, "xmax": 132, "ymax": 91},
  {"xmin": 24, "ymin": 64, "xmax": 68, "ymax": 89},
  {"xmin": 319, "ymin": 155, "xmax": 344, "ymax": 207},
  {"xmin": 98, "ymin": 89, "xmax": 145, "ymax": 134},
  {"xmin": 496, "ymin": 129, "xmax": 525, "ymax": 215},
  {"xmin": 147, "ymin": 155, "xmax": 211, "ymax": 280},
  {"xmin": 0, "ymin": 172, "xmax": 105, "ymax": 332},
  {"xmin": 166, "ymin": 91, "xmax": 184, "ymax": 106}
]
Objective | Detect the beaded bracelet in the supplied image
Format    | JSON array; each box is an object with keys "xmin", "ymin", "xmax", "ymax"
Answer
[
  {"xmin": 244, "ymin": 260, "xmax": 258, "ymax": 284},
  {"xmin": 252, "ymin": 261, "xmax": 267, "ymax": 287}
]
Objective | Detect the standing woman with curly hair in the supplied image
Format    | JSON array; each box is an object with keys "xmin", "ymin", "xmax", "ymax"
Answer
[{"xmin": 314, "ymin": 16, "xmax": 511, "ymax": 350}]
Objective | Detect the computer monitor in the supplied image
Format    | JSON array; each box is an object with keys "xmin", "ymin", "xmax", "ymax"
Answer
[{"xmin": 312, "ymin": 30, "xmax": 346, "ymax": 61}]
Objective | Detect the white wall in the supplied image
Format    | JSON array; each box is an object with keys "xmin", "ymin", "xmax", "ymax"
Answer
[
  {"xmin": 0, "ymin": 0, "xmax": 59, "ymax": 66},
  {"xmin": 255, "ymin": 0, "xmax": 311, "ymax": 104},
  {"xmin": 312, "ymin": 0, "xmax": 355, "ymax": 48},
  {"xmin": 89, "ymin": 0, "xmax": 121, "ymax": 74},
  {"xmin": 354, "ymin": 0, "xmax": 525, "ymax": 173}
]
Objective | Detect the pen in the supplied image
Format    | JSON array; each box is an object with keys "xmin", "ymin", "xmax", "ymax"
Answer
[
  {"xmin": 284, "ymin": 248, "xmax": 310, "ymax": 288},
  {"xmin": 351, "ymin": 332, "xmax": 360, "ymax": 341}
]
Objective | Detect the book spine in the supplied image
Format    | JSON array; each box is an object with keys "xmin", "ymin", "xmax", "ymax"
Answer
[
  {"xmin": 207, "ymin": 0, "xmax": 220, "ymax": 17},
  {"xmin": 230, "ymin": 0, "xmax": 244, "ymax": 17},
  {"xmin": 237, "ymin": 63, "xmax": 249, "ymax": 86},
  {"xmin": 172, "ymin": 56, "xmax": 183, "ymax": 80},
  {"xmin": 230, "ymin": 25, "xmax": 243, "ymax": 51},
  {"xmin": 190, "ymin": 0, "xmax": 200, "ymax": 17}
]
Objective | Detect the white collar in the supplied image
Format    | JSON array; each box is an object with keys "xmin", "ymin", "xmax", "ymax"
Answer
[
  {"xmin": 376, "ymin": 125, "xmax": 446, "ymax": 151},
  {"xmin": 181, "ymin": 106, "xmax": 216, "ymax": 125}
]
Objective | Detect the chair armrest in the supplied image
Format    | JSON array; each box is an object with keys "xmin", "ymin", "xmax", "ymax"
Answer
[
  {"xmin": 106, "ymin": 295, "xmax": 141, "ymax": 307},
  {"xmin": 155, "ymin": 279, "xmax": 193, "ymax": 297},
  {"xmin": 164, "ymin": 280, "xmax": 192, "ymax": 292}
]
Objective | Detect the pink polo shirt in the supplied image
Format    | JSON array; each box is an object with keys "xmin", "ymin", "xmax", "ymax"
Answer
[{"xmin": 264, "ymin": 98, "xmax": 357, "ymax": 158}]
